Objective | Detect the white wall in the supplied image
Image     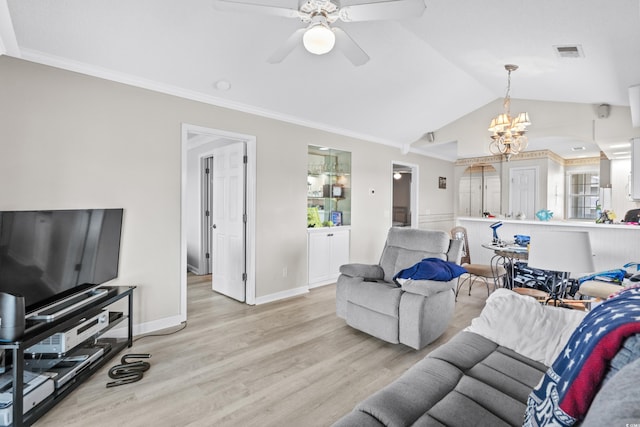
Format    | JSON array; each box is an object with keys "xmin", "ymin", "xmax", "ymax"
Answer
[{"xmin": 0, "ymin": 56, "xmax": 456, "ymax": 330}]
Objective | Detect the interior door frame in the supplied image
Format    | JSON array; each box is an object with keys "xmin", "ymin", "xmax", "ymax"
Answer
[
  {"xmin": 201, "ymin": 155, "xmax": 214, "ymax": 275},
  {"xmin": 391, "ymin": 161, "xmax": 419, "ymax": 228},
  {"xmin": 180, "ymin": 123, "xmax": 257, "ymax": 318}
]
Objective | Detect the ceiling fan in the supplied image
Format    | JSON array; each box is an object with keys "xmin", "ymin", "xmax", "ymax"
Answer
[{"xmin": 213, "ymin": 0, "xmax": 427, "ymax": 66}]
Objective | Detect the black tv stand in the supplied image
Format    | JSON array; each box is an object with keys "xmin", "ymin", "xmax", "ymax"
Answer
[{"xmin": 0, "ymin": 286, "xmax": 135, "ymax": 426}]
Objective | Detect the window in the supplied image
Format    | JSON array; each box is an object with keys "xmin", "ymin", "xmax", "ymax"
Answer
[{"xmin": 567, "ymin": 172, "xmax": 599, "ymax": 219}]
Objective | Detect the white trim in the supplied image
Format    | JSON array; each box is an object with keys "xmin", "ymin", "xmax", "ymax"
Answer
[
  {"xmin": 181, "ymin": 124, "xmax": 257, "ymax": 317},
  {"xmin": 199, "ymin": 153, "xmax": 213, "ymax": 276},
  {"xmin": 101, "ymin": 314, "xmax": 184, "ymax": 339},
  {"xmin": 15, "ymin": 49, "xmax": 447, "ymax": 158},
  {"xmin": 0, "ymin": 0, "xmax": 20, "ymax": 57},
  {"xmin": 253, "ymin": 286, "xmax": 309, "ymax": 305},
  {"xmin": 187, "ymin": 263, "xmax": 200, "ymax": 275}
]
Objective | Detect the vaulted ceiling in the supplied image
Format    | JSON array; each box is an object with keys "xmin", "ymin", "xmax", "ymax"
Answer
[{"xmin": 2, "ymin": 0, "xmax": 640, "ymax": 161}]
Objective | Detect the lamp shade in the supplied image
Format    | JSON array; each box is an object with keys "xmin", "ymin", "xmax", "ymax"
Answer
[
  {"xmin": 527, "ymin": 230, "xmax": 595, "ymax": 275},
  {"xmin": 303, "ymin": 24, "xmax": 335, "ymax": 55}
]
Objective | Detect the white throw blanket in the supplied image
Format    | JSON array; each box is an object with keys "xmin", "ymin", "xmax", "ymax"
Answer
[{"xmin": 464, "ymin": 288, "xmax": 586, "ymax": 366}]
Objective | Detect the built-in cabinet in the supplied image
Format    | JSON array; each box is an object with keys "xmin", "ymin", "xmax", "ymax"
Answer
[
  {"xmin": 307, "ymin": 146, "xmax": 351, "ymax": 227},
  {"xmin": 458, "ymin": 165, "xmax": 501, "ymax": 217},
  {"xmin": 307, "ymin": 146, "xmax": 351, "ymax": 287},
  {"xmin": 308, "ymin": 228, "xmax": 350, "ymax": 287}
]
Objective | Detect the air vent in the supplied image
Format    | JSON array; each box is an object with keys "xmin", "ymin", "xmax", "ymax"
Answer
[{"xmin": 554, "ymin": 44, "xmax": 584, "ymax": 58}]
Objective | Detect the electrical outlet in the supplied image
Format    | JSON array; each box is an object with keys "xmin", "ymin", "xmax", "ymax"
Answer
[
  {"xmin": 369, "ymin": 188, "xmax": 375, "ymax": 195},
  {"xmin": 282, "ymin": 267, "xmax": 287, "ymax": 278}
]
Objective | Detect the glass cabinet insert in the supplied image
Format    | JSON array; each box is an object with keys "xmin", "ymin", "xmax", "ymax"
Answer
[{"xmin": 307, "ymin": 145, "xmax": 351, "ymax": 227}]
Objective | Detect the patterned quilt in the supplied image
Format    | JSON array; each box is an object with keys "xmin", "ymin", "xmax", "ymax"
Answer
[{"xmin": 524, "ymin": 286, "xmax": 640, "ymax": 426}]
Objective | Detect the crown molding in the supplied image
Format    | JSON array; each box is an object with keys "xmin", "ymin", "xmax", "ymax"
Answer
[
  {"xmin": 455, "ymin": 149, "xmax": 598, "ymax": 167},
  {"xmin": 17, "ymin": 49, "xmax": 428, "ymax": 155}
]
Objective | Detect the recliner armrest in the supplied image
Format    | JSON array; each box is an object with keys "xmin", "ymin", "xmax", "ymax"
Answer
[
  {"xmin": 401, "ymin": 279, "xmax": 456, "ymax": 297},
  {"xmin": 339, "ymin": 263, "xmax": 384, "ymax": 280}
]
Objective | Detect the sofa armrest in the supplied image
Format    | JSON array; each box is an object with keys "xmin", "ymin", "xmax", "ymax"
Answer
[
  {"xmin": 339, "ymin": 263, "xmax": 384, "ymax": 280},
  {"xmin": 401, "ymin": 279, "xmax": 456, "ymax": 297}
]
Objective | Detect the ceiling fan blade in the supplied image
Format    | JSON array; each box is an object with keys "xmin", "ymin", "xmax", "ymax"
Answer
[
  {"xmin": 332, "ymin": 27, "xmax": 369, "ymax": 66},
  {"xmin": 267, "ymin": 28, "xmax": 306, "ymax": 63},
  {"xmin": 213, "ymin": 0, "xmax": 300, "ymax": 19},
  {"xmin": 338, "ymin": 0, "xmax": 426, "ymax": 22}
]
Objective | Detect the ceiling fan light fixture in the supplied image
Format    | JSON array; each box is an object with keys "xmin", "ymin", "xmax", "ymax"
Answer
[{"xmin": 303, "ymin": 22, "xmax": 335, "ymax": 55}]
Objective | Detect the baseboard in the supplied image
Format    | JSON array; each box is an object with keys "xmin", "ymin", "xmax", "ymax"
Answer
[
  {"xmin": 253, "ymin": 286, "xmax": 309, "ymax": 305},
  {"xmin": 187, "ymin": 263, "xmax": 200, "ymax": 275},
  {"xmin": 101, "ymin": 314, "xmax": 185, "ymax": 339}
]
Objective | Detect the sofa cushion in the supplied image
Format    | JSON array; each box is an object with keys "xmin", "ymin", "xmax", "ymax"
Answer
[
  {"xmin": 339, "ymin": 263, "xmax": 384, "ymax": 280},
  {"xmin": 337, "ymin": 331, "xmax": 547, "ymax": 427},
  {"xmin": 347, "ymin": 281, "xmax": 402, "ymax": 317},
  {"xmin": 379, "ymin": 229, "xmax": 450, "ymax": 283},
  {"xmin": 427, "ymin": 376, "xmax": 524, "ymax": 427},
  {"xmin": 400, "ymin": 279, "xmax": 456, "ymax": 297}
]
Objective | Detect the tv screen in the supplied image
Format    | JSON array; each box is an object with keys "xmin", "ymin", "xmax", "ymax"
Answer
[{"xmin": 0, "ymin": 209, "xmax": 123, "ymax": 314}]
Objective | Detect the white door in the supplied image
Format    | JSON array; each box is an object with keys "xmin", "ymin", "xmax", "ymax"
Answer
[
  {"xmin": 211, "ymin": 142, "xmax": 246, "ymax": 301},
  {"xmin": 509, "ymin": 167, "xmax": 537, "ymax": 219}
]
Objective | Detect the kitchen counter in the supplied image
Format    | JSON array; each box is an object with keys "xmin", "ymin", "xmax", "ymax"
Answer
[{"xmin": 457, "ymin": 217, "xmax": 640, "ymax": 272}]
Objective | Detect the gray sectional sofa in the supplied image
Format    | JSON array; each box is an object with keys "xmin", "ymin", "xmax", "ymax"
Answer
[{"xmin": 333, "ymin": 288, "xmax": 640, "ymax": 427}]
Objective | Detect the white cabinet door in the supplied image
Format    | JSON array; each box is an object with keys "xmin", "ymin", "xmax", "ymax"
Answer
[
  {"xmin": 329, "ymin": 230, "xmax": 350, "ymax": 278},
  {"xmin": 308, "ymin": 228, "xmax": 350, "ymax": 287},
  {"xmin": 308, "ymin": 231, "xmax": 332, "ymax": 284}
]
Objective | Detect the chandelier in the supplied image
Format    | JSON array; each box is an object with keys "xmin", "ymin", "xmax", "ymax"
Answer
[{"xmin": 488, "ymin": 64, "xmax": 531, "ymax": 161}]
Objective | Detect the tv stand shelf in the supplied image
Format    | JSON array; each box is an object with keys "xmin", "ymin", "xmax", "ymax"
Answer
[{"xmin": 0, "ymin": 286, "xmax": 135, "ymax": 427}]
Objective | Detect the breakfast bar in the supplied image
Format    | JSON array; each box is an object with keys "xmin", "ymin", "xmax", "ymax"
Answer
[{"xmin": 457, "ymin": 217, "xmax": 640, "ymax": 272}]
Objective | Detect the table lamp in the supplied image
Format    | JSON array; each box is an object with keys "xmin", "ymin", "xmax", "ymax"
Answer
[{"xmin": 526, "ymin": 230, "xmax": 595, "ymax": 305}]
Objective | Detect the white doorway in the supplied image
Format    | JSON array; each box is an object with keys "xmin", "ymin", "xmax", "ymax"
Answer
[
  {"xmin": 181, "ymin": 124, "xmax": 257, "ymax": 317},
  {"xmin": 509, "ymin": 166, "xmax": 538, "ymax": 219},
  {"xmin": 391, "ymin": 162, "xmax": 419, "ymax": 228}
]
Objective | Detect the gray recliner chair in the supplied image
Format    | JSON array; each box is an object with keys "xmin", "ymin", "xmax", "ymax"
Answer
[{"xmin": 336, "ymin": 228, "xmax": 463, "ymax": 350}]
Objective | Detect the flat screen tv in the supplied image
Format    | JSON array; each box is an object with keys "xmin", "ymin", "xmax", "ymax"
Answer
[{"xmin": 0, "ymin": 209, "xmax": 123, "ymax": 317}]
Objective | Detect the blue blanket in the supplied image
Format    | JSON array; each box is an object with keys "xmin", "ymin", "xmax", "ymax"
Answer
[
  {"xmin": 524, "ymin": 286, "xmax": 640, "ymax": 426},
  {"xmin": 393, "ymin": 258, "xmax": 467, "ymax": 283}
]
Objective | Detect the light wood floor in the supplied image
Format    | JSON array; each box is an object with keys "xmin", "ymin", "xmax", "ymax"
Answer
[{"xmin": 36, "ymin": 276, "xmax": 488, "ymax": 427}]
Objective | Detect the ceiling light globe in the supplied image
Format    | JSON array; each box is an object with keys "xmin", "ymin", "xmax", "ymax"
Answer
[{"xmin": 303, "ymin": 24, "xmax": 335, "ymax": 55}]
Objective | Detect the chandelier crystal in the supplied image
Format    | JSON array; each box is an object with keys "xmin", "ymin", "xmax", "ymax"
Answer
[{"xmin": 488, "ymin": 64, "xmax": 531, "ymax": 161}]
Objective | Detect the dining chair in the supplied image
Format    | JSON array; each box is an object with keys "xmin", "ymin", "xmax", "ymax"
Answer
[{"xmin": 450, "ymin": 226, "xmax": 507, "ymax": 298}]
